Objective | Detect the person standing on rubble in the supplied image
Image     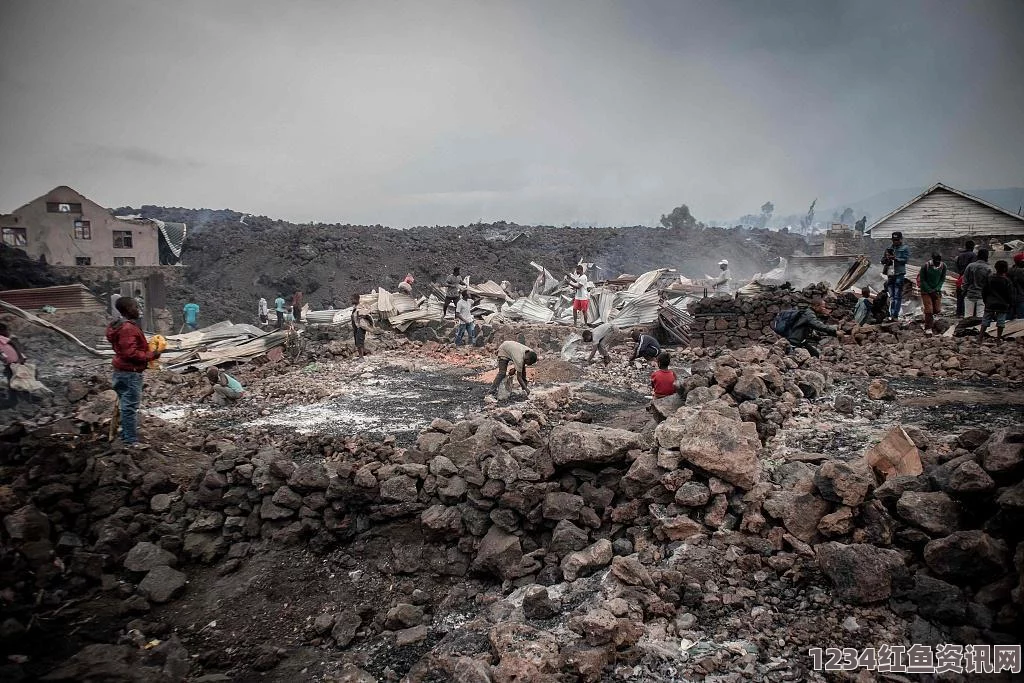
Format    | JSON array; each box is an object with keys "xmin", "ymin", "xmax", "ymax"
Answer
[
  {"xmin": 881, "ymin": 232, "xmax": 910, "ymax": 320},
  {"xmin": 274, "ymin": 294, "xmax": 287, "ymax": 330},
  {"xmin": 350, "ymin": 293, "xmax": 368, "ymax": 360},
  {"xmin": 918, "ymin": 252, "xmax": 947, "ymax": 335},
  {"xmin": 183, "ymin": 300, "xmax": 200, "ymax": 332},
  {"xmin": 954, "ymin": 240, "xmax": 976, "ymax": 318},
  {"xmin": 1010, "ymin": 253, "xmax": 1024, "ymax": 320},
  {"xmin": 582, "ymin": 322, "xmax": 616, "ymax": 365},
  {"xmin": 454, "ymin": 290, "xmax": 477, "ymax": 346},
  {"xmin": 490, "ymin": 340, "xmax": 538, "ymax": 397},
  {"xmin": 443, "ymin": 267, "xmax": 463, "ymax": 318},
  {"xmin": 979, "ymin": 260, "xmax": 1014, "ymax": 344},
  {"xmin": 258, "ymin": 296, "xmax": 269, "ymax": 326},
  {"xmin": 962, "ymin": 249, "xmax": 992, "ymax": 319},
  {"xmin": 628, "ymin": 330, "xmax": 661, "ymax": 365},
  {"xmin": 106, "ymin": 297, "xmax": 160, "ymax": 449},
  {"xmin": 711, "ymin": 260, "xmax": 731, "ymax": 293},
  {"xmin": 292, "ymin": 290, "xmax": 304, "ymax": 324},
  {"xmin": 566, "ymin": 265, "xmax": 590, "ymax": 326},
  {"xmin": 200, "ymin": 367, "xmax": 245, "ymax": 405}
]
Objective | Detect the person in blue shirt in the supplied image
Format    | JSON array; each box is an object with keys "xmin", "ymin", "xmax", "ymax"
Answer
[
  {"xmin": 183, "ymin": 301, "xmax": 200, "ymax": 331},
  {"xmin": 274, "ymin": 294, "xmax": 287, "ymax": 330},
  {"xmin": 201, "ymin": 367, "xmax": 245, "ymax": 405},
  {"xmin": 881, "ymin": 232, "xmax": 910, "ymax": 319}
]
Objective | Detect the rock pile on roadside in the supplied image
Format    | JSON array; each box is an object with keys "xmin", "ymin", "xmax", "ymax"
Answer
[{"xmin": 825, "ymin": 335, "xmax": 1024, "ymax": 381}]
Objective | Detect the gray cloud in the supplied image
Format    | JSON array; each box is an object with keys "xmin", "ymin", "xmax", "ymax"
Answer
[{"xmin": 0, "ymin": 0, "xmax": 1021, "ymax": 226}]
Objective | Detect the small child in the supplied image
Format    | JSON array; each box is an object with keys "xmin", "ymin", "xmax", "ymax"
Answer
[{"xmin": 650, "ymin": 352, "xmax": 677, "ymax": 399}]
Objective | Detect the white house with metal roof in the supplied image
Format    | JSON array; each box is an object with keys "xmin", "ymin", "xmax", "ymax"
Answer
[{"xmin": 864, "ymin": 182, "xmax": 1024, "ymax": 240}]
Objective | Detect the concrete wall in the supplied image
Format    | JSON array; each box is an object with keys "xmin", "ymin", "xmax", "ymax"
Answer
[{"xmin": 0, "ymin": 186, "xmax": 159, "ymax": 266}]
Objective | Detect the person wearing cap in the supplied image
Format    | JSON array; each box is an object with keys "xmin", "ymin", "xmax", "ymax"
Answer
[
  {"xmin": 711, "ymin": 260, "xmax": 731, "ymax": 293},
  {"xmin": 881, "ymin": 232, "xmax": 910, "ymax": 319},
  {"xmin": 1010, "ymin": 252, "xmax": 1024, "ymax": 320}
]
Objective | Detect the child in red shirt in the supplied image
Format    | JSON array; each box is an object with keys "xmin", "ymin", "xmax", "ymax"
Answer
[{"xmin": 650, "ymin": 352, "xmax": 677, "ymax": 398}]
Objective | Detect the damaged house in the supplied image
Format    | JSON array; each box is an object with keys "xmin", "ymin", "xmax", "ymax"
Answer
[{"xmin": 0, "ymin": 185, "xmax": 187, "ymax": 267}]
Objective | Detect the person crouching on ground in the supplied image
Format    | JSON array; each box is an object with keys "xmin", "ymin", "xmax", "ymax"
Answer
[
  {"xmin": 979, "ymin": 260, "xmax": 1015, "ymax": 345},
  {"xmin": 628, "ymin": 330, "xmax": 661, "ymax": 366},
  {"xmin": 581, "ymin": 322, "xmax": 615, "ymax": 366},
  {"xmin": 651, "ymin": 352, "xmax": 677, "ymax": 399},
  {"xmin": 918, "ymin": 252, "xmax": 947, "ymax": 335},
  {"xmin": 350, "ymin": 293, "xmax": 367, "ymax": 360},
  {"xmin": 201, "ymin": 367, "xmax": 245, "ymax": 405},
  {"xmin": 454, "ymin": 290, "xmax": 477, "ymax": 346},
  {"xmin": 0, "ymin": 322, "xmax": 28, "ymax": 409},
  {"xmin": 106, "ymin": 297, "xmax": 160, "ymax": 449},
  {"xmin": 490, "ymin": 341, "xmax": 537, "ymax": 398},
  {"xmin": 853, "ymin": 287, "xmax": 872, "ymax": 326}
]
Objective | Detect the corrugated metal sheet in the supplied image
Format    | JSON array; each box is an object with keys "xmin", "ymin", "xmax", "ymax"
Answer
[
  {"xmin": 626, "ymin": 268, "xmax": 668, "ymax": 295},
  {"xmin": 504, "ymin": 297, "xmax": 555, "ymax": 324},
  {"xmin": 0, "ymin": 284, "xmax": 105, "ymax": 314},
  {"xmin": 611, "ymin": 290, "xmax": 660, "ymax": 327}
]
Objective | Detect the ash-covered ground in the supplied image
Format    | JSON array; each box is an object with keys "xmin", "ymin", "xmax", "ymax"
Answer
[{"xmin": 1, "ymin": 309, "xmax": 1023, "ymax": 682}]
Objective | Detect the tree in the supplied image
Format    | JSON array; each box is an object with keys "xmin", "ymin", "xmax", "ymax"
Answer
[
  {"xmin": 759, "ymin": 201, "xmax": 775, "ymax": 229},
  {"xmin": 659, "ymin": 204, "xmax": 700, "ymax": 231},
  {"xmin": 799, "ymin": 199, "xmax": 817, "ymax": 233}
]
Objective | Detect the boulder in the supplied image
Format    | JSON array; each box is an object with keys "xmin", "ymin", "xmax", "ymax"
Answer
[
  {"xmin": 818, "ymin": 506, "xmax": 856, "ymax": 537},
  {"xmin": 561, "ymin": 539, "xmax": 613, "ymax": 581},
  {"xmin": 731, "ymin": 375, "xmax": 768, "ymax": 401},
  {"xmin": 472, "ymin": 526, "xmax": 524, "ymax": 581},
  {"xmin": 548, "ymin": 423, "xmax": 647, "ymax": 467},
  {"xmin": 610, "ymin": 555, "xmax": 655, "ymax": 589},
  {"xmin": 674, "ymin": 482, "xmax": 711, "ymax": 507},
  {"xmin": 542, "ymin": 492, "xmax": 584, "ymax": 521},
  {"xmin": 3, "ymin": 504, "xmax": 50, "ymax": 541},
  {"xmin": 945, "ymin": 461, "xmax": 995, "ymax": 495},
  {"xmin": 816, "ymin": 542, "xmax": 908, "ymax": 604},
  {"xmin": 384, "ymin": 603, "xmax": 424, "ymax": 630},
  {"xmin": 896, "ymin": 491, "xmax": 963, "ymax": 536},
  {"xmin": 421, "ymin": 505, "xmax": 463, "ymax": 537},
  {"xmin": 138, "ymin": 565, "xmax": 187, "ymax": 603},
  {"xmin": 793, "ymin": 370, "xmax": 826, "ymax": 399},
  {"xmin": 549, "ymin": 520, "xmax": 590, "ymax": 555},
  {"xmin": 660, "ymin": 406, "xmax": 761, "ymax": 490},
  {"xmin": 123, "ymin": 542, "xmax": 176, "ymax": 572},
  {"xmin": 902, "ymin": 574, "xmax": 968, "ymax": 624},
  {"xmin": 923, "ymin": 531, "xmax": 1010, "ymax": 583},
  {"xmin": 815, "ymin": 459, "xmax": 875, "ymax": 506},
  {"xmin": 331, "ymin": 610, "xmax": 362, "ymax": 647},
  {"xmin": 864, "ymin": 426, "xmax": 923, "ymax": 478},
  {"xmin": 763, "ymin": 491, "xmax": 830, "ymax": 543},
  {"xmin": 977, "ymin": 427, "xmax": 1024, "ymax": 475},
  {"xmin": 380, "ymin": 475, "xmax": 419, "ymax": 503},
  {"xmin": 522, "ymin": 585, "xmax": 561, "ymax": 620},
  {"xmin": 867, "ymin": 379, "xmax": 895, "ymax": 401}
]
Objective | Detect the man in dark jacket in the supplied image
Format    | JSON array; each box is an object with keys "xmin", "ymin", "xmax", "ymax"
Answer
[
  {"xmin": 783, "ymin": 304, "xmax": 838, "ymax": 358},
  {"xmin": 954, "ymin": 240, "xmax": 976, "ymax": 318},
  {"xmin": 979, "ymin": 260, "xmax": 1015, "ymax": 345},
  {"xmin": 105, "ymin": 297, "xmax": 160, "ymax": 448},
  {"xmin": 628, "ymin": 331, "xmax": 661, "ymax": 365},
  {"xmin": 1010, "ymin": 253, "xmax": 1024, "ymax": 320}
]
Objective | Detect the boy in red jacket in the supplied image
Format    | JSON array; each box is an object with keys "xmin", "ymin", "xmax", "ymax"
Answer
[
  {"xmin": 650, "ymin": 352, "xmax": 677, "ymax": 399},
  {"xmin": 105, "ymin": 297, "xmax": 160, "ymax": 448}
]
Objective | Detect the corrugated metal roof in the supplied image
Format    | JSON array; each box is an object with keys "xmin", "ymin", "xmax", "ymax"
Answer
[{"xmin": 0, "ymin": 283, "xmax": 105, "ymax": 314}]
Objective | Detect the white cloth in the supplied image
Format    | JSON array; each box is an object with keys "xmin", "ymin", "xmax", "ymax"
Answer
[
  {"xmin": 455, "ymin": 298, "xmax": 473, "ymax": 324},
  {"xmin": 569, "ymin": 274, "xmax": 589, "ymax": 300},
  {"xmin": 258, "ymin": 298, "xmax": 268, "ymax": 316}
]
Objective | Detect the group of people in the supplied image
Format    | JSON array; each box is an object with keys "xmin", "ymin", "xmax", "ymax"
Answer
[
  {"xmin": 257, "ymin": 291, "xmax": 306, "ymax": 330},
  {"xmin": 877, "ymin": 231, "xmax": 1022, "ymax": 342}
]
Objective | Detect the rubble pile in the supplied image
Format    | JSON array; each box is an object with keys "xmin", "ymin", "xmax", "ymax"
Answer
[
  {"xmin": 687, "ymin": 283, "xmax": 844, "ymax": 349},
  {"xmin": 825, "ymin": 335, "xmax": 1024, "ymax": 381}
]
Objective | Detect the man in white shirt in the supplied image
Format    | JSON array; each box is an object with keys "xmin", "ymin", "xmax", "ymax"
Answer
[
  {"xmin": 454, "ymin": 291, "xmax": 476, "ymax": 346},
  {"xmin": 258, "ymin": 297, "xmax": 269, "ymax": 325},
  {"xmin": 711, "ymin": 259, "xmax": 732, "ymax": 293},
  {"xmin": 566, "ymin": 265, "xmax": 589, "ymax": 326},
  {"xmin": 582, "ymin": 322, "xmax": 616, "ymax": 365}
]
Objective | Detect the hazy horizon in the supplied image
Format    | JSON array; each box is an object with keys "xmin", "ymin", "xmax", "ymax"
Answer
[{"xmin": 2, "ymin": 1, "xmax": 1022, "ymax": 228}]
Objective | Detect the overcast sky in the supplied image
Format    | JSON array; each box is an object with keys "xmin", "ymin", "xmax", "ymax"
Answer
[{"xmin": 1, "ymin": 0, "xmax": 1022, "ymax": 227}]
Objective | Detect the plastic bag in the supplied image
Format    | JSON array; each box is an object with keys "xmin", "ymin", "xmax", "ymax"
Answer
[{"xmin": 9, "ymin": 363, "xmax": 52, "ymax": 395}]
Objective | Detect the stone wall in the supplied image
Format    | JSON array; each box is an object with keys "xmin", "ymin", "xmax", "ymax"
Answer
[{"xmin": 686, "ymin": 284, "xmax": 850, "ymax": 349}]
